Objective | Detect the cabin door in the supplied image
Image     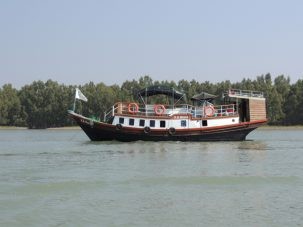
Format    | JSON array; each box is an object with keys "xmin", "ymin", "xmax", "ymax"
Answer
[{"xmin": 239, "ymin": 99, "xmax": 250, "ymax": 122}]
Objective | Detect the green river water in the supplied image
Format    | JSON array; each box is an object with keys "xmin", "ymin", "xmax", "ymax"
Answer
[{"xmin": 0, "ymin": 128, "xmax": 302, "ymax": 226}]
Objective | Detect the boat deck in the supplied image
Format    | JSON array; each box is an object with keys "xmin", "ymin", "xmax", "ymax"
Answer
[{"xmin": 104, "ymin": 102, "xmax": 237, "ymax": 122}]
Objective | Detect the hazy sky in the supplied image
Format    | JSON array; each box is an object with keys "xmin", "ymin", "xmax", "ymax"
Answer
[{"xmin": 1, "ymin": 0, "xmax": 303, "ymax": 88}]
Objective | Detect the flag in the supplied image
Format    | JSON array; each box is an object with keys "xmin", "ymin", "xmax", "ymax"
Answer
[{"xmin": 75, "ymin": 88, "xmax": 88, "ymax": 102}]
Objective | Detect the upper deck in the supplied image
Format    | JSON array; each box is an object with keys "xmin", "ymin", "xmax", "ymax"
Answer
[
  {"xmin": 104, "ymin": 102, "xmax": 237, "ymax": 122},
  {"xmin": 226, "ymin": 89, "xmax": 265, "ymax": 99},
  {"xmin": 102, "ymin": 88, "xmax": 266, "ymax": 124}
]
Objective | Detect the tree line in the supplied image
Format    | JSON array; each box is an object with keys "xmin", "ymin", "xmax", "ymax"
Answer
[{"xmin": 0, "ymin": 74, "xmax": 302, "ymax": 128}]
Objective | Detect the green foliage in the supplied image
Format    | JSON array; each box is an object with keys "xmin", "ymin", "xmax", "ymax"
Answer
[
  {"xmin": 18, "ymin": 80, "xmax": 74, "ymax": 129},
  {"xmin": 80, "ymin": 82, "xmax": 119, "ymax": 120},
  {"xmin": 0, "ymin": 84, "xmax": 24, "ymax": 126},
  {"xmin": 284, "ymin": 79, "xmax": 303, "ymax": 125},
  {"xmin": 1, "ymin": 74, "xmax": 302, "ymax": 128}
]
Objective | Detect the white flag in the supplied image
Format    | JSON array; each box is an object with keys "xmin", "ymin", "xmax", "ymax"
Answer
[{"xmin": 75, "ymin": 88, "xmax": 88, "ymax": 102}]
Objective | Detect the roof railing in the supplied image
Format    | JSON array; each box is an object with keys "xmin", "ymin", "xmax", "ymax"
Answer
[{"xmin": 228, "ymin": 89, "xmax": 264, "ymax": 98}]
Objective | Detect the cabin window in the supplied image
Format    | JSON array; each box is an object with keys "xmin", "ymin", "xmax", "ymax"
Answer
[
  {"xmin": 181, "ymin": 120, "xmax": 187, "ymax": 127},
  {"xmin": 129, "ymin": 118, "xmax": 134, "ymax": 126},
  {"xmin": 150, "ymin": 120, "xmax": 155, "ymax": 127},
  {"xmin": 139, "ymin": 119, "xmax": 145, "ymax": 127},
  {"xmin": 160, "ymin": 120, "xmax": 166, "ymax": 128},
  {"xmin": 119, "ymin": 118, "xmax": 124, "ymax": 124},
  {"xmin": 202, "ymin": 120, "xmax": 208, "ymax": 126}
]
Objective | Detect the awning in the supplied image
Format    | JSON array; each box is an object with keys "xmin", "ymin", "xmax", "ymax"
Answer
[
  {"xmin": 137, "ymin": 86, "xmax": 185, "ymax": 100},
  {"xmin": 191, "ymin": 92, "xmax": 217, "ymax": 101}
]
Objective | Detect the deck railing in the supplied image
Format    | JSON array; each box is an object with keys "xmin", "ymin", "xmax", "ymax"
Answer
[
  {"xmin": 104, "ymin": 102, "xmax": 237, "ymax": 122},
  {"xmin": 228, "ymin": 89, "xmax": 264, "ymax": 98}
]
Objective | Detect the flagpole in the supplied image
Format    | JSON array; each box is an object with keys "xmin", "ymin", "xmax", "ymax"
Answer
[
  {"xmin": 73, "ymin": 98, "xmax": 76, "ymax": 112},
  {"xmin": 73, "ymin": 88, "xmax": 87, "ymax": 112},
  {"xmin": 73, "ymin": 88, "xmax": 77, "ymax": 112}
]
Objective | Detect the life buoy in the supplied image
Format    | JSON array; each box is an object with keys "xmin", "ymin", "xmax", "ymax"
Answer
[
  {"xmin": 204, "ymin": 106, "xmax": 215, "ymax": 117},
  {"xmin": 128, "ymin": 103, "xmax": 139, "ymax": 114},
  {"xmin": 168, "ymin": 127, "xmax": 176, "ymax": 135},
  {"xmin": 154, "ymin": 104, "xmax": 166, "ymax": 115},
  {"xmin": 116, "ymin": 123, "xmax": 122, "ymax": 130},
  {"xmin": 144, "ymin": 126, "xmax": 151, "ymax": 134}
]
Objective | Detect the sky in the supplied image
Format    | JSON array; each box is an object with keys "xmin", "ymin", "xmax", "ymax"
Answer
[{"xmin": 1, "ymin": 0, "xmax": 303, "ymax": 88}]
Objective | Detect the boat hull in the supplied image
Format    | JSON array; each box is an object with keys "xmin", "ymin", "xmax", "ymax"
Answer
[{"xmin": 69, "ymin": 112, "xmax": 266, "ymax": 142}]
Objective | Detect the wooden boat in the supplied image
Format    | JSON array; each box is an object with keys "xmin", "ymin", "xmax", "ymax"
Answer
[{"xmin": 68, "ymin": 86, "xmax": 267, "ymax": 142}]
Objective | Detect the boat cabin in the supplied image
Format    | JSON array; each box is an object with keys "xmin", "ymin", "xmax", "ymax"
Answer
[
  {"xmin": 103, "ymin": 86, "xmax": 266, "ymax": 130},
  {"xmin": 225, "ymin": 89, "xmax": 267, "ymax": 123}
]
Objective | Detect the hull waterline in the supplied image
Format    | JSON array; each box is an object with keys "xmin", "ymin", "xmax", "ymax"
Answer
[{"xmin": 69, "ymin": 112, "xmax": 265, "ymax": 142}]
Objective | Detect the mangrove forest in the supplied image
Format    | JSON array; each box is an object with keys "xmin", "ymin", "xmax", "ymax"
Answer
[{"xmin": 0, "ymin": 74, "xmax": 302, "ymax": 129}]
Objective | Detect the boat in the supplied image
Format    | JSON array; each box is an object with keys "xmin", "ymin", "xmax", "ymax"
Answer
[{"xmin": 68, "ymin": 86, "xmax": 267, "ymax": 142}]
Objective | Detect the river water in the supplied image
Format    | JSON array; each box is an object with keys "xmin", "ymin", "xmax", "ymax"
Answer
[{"xmin": 0, "ymin": 128, "xmax": 303, "ymax": 226}]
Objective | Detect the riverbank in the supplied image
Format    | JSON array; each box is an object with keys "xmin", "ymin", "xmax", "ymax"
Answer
[
  {"xmin": 0, "ymin": 126, "xmax": 27, "ymax": 130},
  {"xmin": 46, "ymin": 126, "xmax": 80, "ymax": 130},
  {"xmin": 0, "ymin": 126, "xmax": 80, "ymax": 130},
  {"xmin": 258, "ymin": 125, "xmax": 303, "ymax": 130}
]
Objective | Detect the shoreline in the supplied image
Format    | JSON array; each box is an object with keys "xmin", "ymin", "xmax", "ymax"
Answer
[
  {"xmin": 0, "ymin": 126, "xmax": 80, "ymax": 130},
  {"xmin": 257, "ymin": 125, "xmax": 303, "ymax": 130}
]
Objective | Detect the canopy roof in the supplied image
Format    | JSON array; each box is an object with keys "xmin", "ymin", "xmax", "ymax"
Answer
[
  {"xmin": 137, "ymin": 86, "xmax": 185, "ymax": 100},
  {"xmin": 191, "ymin": 92, "xmax": 217, "ymax": 101}
]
